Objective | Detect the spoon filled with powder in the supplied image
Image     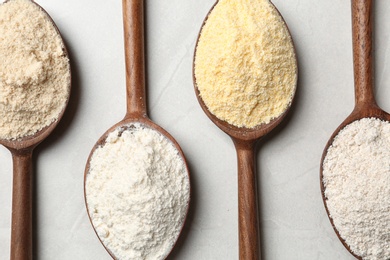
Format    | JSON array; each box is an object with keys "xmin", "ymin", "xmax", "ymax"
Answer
[
  {"xmin": 0, "ymin": 0, "xmax": 71, "ymax": 258},
  {"xmin": 84, "ymin": 0, "xmax": 190, "ymax": 259},
  {"xmin": 193, "ymin": 0, "xmax": 297, "ymax": 258},
  {"xmin": 320, "ymin": 1, "xmax": 390, "ymax": 259}
]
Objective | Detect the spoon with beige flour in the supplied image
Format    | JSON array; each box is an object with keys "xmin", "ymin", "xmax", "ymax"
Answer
[
  {"xmin": 320, "ymin": 0, "xmax": 390, "ymax": 259},
  {"xmin": 0, "ymin": 0, "xmax": 71, "ymax": 259},
  {"xmin": 193, "ymin": 0, "xmax": 297, "ymax": 258},
  {"xmin": 84, "ymin": 0, "xmax": 190, "ymax": 259}
]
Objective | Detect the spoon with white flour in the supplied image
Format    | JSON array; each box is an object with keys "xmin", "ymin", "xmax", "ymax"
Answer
[
  {"xmin": 0, "ymin": 0, "xmax": 71, "ymax": 259},
  {"xmin": 320, "ymin": 0, "xmax": 390, "ymax": 259},
  {"xmin": 84, "ymin": 0, "xmax": 190, "ymax": 259},
  {"xmin": 193, "ymin": 0, "xmax": 297, "ymax": 258}
]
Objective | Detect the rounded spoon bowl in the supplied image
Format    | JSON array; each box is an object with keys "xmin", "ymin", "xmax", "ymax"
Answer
[
  {"xmin": 0, "ymin": 1, "xmax": 71, "ymax": 259},
  {"xmin": 320, "ymin": 0, "xmax": 389, "ymax": 259},
  {"xmin": 193, "ymin": 0, "xmax": 297, "ymax": 258},
  {"xmin": 84, "ymin": 0, "xmax": 190, "ymax": 259}
]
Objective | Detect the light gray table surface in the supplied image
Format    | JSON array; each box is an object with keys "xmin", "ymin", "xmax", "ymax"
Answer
[{"xmin": 1, "ymin": 0, "xmax": 390, "ymax": 259}]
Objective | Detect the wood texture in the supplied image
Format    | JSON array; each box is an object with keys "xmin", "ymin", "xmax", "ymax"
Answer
[
  {"xmin": 84, "ymin": 1, "xmax": 190, "ymax": 259},
  {"xmin": 234, "ymin": 140, "xmax": 260, "ymax": 260},
  {"xmin": 352, "ymin": 0, "xmax": 376, "ymax": 108},
  {"xmin": 123, "ymin": 0, "xmax": 147, "ymax": 119},
  {"xmin": 0, "ymin": 2, "xmax": 71, "ymax": 260},
  {"xmin": 10, "ymin": 152, "xmax": 33, "ymax": 260},
  {"xmin": 320, "ymin": 1, "xmax": 390, "ymax": 259},
  {"xmin": 192, "ymin": 2, "xmax": 297, "ymax": 259}
]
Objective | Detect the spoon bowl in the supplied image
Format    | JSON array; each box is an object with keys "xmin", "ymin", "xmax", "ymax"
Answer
[
  {"xmin": 320, "ymin": 0, "xmax": 389, "ymax": 259},
  {"xmin": 84, "ymin": 0, "xmax": 190, "ymax": 258},
  {"xmin": 193, "ymin": 0, "xmax": 297, "ymax": 258},
  {"xmin": 84, "ymin": 118, "xmax": 189, "ymax": 260},
  {"xmin": 0, "ymin": 1, "xmax": 71, "ymax": 259},
  {"xmin": 320, "ymin": 109, "xmax": 390, "ymax": 260},
  {"xmin": 0, "ymin": 0, "xmax": 71, "ymax": 150}
]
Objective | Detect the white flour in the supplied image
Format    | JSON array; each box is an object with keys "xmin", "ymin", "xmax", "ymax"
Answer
[
  {"xmin": 323, "ymin": 118, "xmax": 390, "ymax": 260},
  {"xmin": 85, "ymin": 123, "xmax": 190, "ymax": 260}
]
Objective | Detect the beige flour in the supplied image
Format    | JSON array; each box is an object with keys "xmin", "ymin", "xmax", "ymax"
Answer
[
  {"xmin": 194, "ymin": 0, "xmax": 297, "ymax": 128},
  {"xmin": 0, "ymin": 0, "xmax": 70, "ymax": 140}
]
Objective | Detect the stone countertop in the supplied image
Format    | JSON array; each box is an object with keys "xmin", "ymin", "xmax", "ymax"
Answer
[{"xmin": 1, "ymin": 0, "xmax": 389, "ymax": 259}]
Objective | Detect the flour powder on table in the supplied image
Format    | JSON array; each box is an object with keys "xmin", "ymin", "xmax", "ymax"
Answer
[
  {"xmin": 322, "ymin": 118, "xmax": 390, "ymax": 260},
  {"xmin": 85, "ymin": 123, "xmax": 190, "ymax": 260}
]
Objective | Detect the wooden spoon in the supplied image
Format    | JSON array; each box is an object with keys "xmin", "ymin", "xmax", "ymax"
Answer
[
  {"xmin": 0, "ymin": 2, "xmax": 71, "ymax": 259},
  {"xmin": 193, "ymin": 2, "xmax": 297, "ymax": 259},
  {"xmin": 320, "ymin": 0, "xmax": 386, "ymax": 259},
  {"xmin": 84, "ymin": 0, "xmax": 190, "ymax": 259}
]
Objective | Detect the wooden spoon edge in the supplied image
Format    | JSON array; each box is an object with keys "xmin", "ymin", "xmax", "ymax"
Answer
[
  {"xmin": 0, "ymin": 0, "xmax": 72, "ymax": 151},
  {"xmin": 192, "ymin": 0, "xmax": 298, "ymax": 141},
  {"xmin": 319, "ymin": 107, "xmax": 390, "ymax": 260},
  {"xmin": 83, "ymin": 117, "xmax": 191, "ymax": 260}
]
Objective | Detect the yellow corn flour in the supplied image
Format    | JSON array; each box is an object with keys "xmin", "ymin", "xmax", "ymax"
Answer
[{"xmin": 194, "ymin": 0, "xmax": 297, "ymax": 128}]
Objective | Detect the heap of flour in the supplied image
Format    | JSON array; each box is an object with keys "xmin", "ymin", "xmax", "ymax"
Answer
[
  {"xmin": 194, "ymin": 0, "xmax": 297, "ymax": 128},
  {"xmin": 0, "ymin": 0, "xmax": 70, "ymax": 140},
  {"xmin": 323, "ymin": 118, "xmax": 390, "ymax": 260},
  {"xmin": 85, "ymin": 123, "xmax": 190, "ymax": 260}
]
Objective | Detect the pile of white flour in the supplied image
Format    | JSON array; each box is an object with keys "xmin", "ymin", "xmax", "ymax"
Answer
[
  {"xmin": 323, "ymin": 118, "xmax": 390, "ymax": 260},
  {"xmin": 0, "ymin": 0, "xmax": 70, "ymax": 140},
  {"xmin": 85, "ymin": 123, "xmax": 190, "ymax": 260}
]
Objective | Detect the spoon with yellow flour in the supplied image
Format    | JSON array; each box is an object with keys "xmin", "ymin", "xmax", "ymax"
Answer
[{"xmin": 194, "ymin": 0, "xmax": 297, "ymax": 258}]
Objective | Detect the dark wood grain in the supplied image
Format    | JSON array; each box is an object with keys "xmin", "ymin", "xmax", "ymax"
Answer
[
  {"xmin": 320, "ymin": 1, "xmax": 390, "ymax": 259},
  {"xmin": 123, "ymin": 0, "xmax": 147, "ymax": 119},
  {"xmin": 192, "ymin": 1, "xmax": 297, "ymax": 259},
  {"xmin": 352, "ymin": 0, "xmax": 376, "ymax": 108},
  {"xmin": 84, "ymin": 1, "xmax": 190, "ymax": 259},
  {"xmin": 10, "ymin": 152, "xmax": 33, "ymax": 260},
  {"xmin": 0, "ymin": 2, "xmax": 71, "ymax": 259},
  {"xmin": 234, "ymin": 140, "xmax": 260, "ymax": 260}
]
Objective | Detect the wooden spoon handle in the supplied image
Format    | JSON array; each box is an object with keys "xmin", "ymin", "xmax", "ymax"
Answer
[
  {"xmin": 234, "ymin": 140, "xmax": 260, "ymax": 260},
  {"xmin": 10, "ymin": 152, "xmax": 33, "ymax": 260},
  {"xmin": 123, "ymin": 0, "xmax": 147, "ymax": 118},
  {"xmin": 352, "ymin": 0, "xmax": 376, "ymax": 107}
]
